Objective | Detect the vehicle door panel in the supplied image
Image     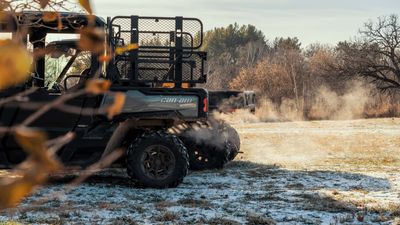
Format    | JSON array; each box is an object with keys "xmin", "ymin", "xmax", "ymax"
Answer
[{"xmin": 1, "ymin": 87, "xmax": 86, "ymax": 164}]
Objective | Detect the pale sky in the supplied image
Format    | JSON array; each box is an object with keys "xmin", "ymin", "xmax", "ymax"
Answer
[{"xmin": 92, "ymin": 0, "xmax": 399, "ymax": 47}]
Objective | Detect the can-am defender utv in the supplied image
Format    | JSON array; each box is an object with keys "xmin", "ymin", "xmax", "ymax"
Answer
[
  {"xmin": 107, "ymin": 15, "xmax": 241, "ymax": 171},
  {"xmin": 0, "ymin": 12, "xmax": 208, "ymax": 188}
]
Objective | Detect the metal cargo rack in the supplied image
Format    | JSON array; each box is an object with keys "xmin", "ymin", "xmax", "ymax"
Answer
[{"xmin": 108, "ymin": 16, "xmax": 207, "ymax": 87}]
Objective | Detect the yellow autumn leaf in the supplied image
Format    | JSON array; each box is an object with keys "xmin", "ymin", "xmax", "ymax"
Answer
[
  {"xmin": 86, "ymin": 79, "xmax": 111, "ymax": 95},
  {"xmin": 115, "ymin": 43, "xmax": 139, "ymax": 55},
  {"xmin": 14, "ymin": 127, "xmax": 47, "ymax": 155},
  {"xmin": 0, "ymin": 177, "xmax": 36, "ymax": 209},
  {"xmin": 42, "ymin": 12, "xmax": 58, "ymax": 22},
  {"xmin": 78, "ymin": 0, "xmax": 93, "ymax": 14},
  {"xmin": 14, "ymin": 127, "xmax": 60, "ymax": 171},
  {"xmin": 78, "ymin": 27, "xmax": 105, "ymax": 54},
  {"xmin": 57, "ymin": 14, "xmax": 63, "ymax": 31},
  {"xmin": 0, "ymin": 40, "xmax": 32, "ymax": 90},
  {"xmin": 107, "ymin": 92, "xmax": 126, "ymax": 119},
  {"xmin": 0, "ymin": 166, "xmax": 50, "ymax": 209}
]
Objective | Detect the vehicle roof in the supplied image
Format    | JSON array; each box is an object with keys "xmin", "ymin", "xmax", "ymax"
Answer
[
  {"xmin": 0, "ymin": 11, "xmax": 105, "ymax": 33},
  {"xmin": 47, "ymin": 39, "xmax": 79, "ymax": 48}
]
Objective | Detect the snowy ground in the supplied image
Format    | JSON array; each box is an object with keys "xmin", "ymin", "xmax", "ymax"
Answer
[{"xmin": 1, "ymin": 118, "xmax": 400, "ymax": 224}]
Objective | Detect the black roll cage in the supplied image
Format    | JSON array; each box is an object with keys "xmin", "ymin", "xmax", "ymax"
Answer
[
  {"xmin": 0, "ymin": 12, "xmax": 207, "ymax": 89},
  {"xmin": 0, "ymin": 12, "xmax": 105, "ymax": 88}
]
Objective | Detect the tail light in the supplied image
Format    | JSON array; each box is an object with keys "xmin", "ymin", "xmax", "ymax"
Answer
[
  {"xmin": 227, "ymin": 108, "xmax": 236, "ymax": 113},
  {"xmin": 203, "ymin": 98, "xmax": 208, "ymax": 112}
]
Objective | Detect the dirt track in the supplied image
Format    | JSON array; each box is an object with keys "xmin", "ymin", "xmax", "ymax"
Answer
[{"xmin": 1, "ymin": 118, "xmax": 400, "ymax": 224}]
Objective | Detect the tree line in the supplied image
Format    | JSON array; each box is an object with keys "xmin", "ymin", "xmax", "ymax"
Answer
[{"xmin": 202, "ymin": 15, "xmax": 400, "ymax": 120}]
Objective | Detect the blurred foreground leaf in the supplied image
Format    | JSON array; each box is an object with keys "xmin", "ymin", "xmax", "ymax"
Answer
[
  {"xmin": 0, "ymin": 177, "xmax": 37, "ymax": 209},
  {"xmin": 0, "ymin": 165, "xmax": 48, "ymax": 210},
  {"xmin": 42, "ymin": 12, "xmax": 58, "ymax": 22},
  {"xmin": 0, "ymin": 40, "xmax": 32, "ymax": 90},
  {"xmin": 85, "ymin": 79, "xmax": 111, "ymax": 95},
  {"xmin": 39, "ymin": 0, "xmax": 51, "ymax": 8},
  {"xmin": 106, "ymin": 92, "xmax": 126, "ymax": 119},
  {"xmin": 0, "ymin": 128, "xmax": 61, "ymax": 209},
  {"xmin": 78, "ymin": 28, "xmax": 105, "ymax": 54},
  {"xmin": 78, "ymin": 0, "xmax": 93, "ymax": 14},
  {"xmin": 14, "ymin": 127, "xmax": 60, "ymax": 171}
]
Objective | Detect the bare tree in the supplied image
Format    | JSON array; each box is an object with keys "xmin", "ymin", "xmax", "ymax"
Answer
[{"xmin": 336, "ymin": 14, "xmax": 400, "ymax": 92}]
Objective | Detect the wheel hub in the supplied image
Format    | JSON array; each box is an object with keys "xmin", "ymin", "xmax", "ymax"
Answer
[{"xmin": 141, "ymin": 145, "xmax": 176, "ymax": 180}]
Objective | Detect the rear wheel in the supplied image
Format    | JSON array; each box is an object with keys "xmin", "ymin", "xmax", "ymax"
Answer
[
  {"xmin": 126, "ymin": 131, "xmax": 189, "ymax": 188},
  {"xmin": 221, "ymin": 123, "xmax": 241, "ymax": 161},
  {"xmin": 177, "ymin": 119, "xmax": 241, "ymax": 170}
]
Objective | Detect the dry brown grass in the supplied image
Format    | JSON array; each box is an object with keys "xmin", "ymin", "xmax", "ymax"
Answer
[{"xmin": 235, "ymin": 118, "xmax": 400, "ymax": 171}]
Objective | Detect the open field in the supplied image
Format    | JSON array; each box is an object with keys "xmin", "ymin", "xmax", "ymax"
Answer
[{"xmin": 1, "ymin": 118, "xmax": 400, "ymax": 224}]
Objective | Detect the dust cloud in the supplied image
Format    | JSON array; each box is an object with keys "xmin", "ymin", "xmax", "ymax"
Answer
[
  {"xmin": 239, "ymin": 131, "xmax": 330, "ymax": 167},
  {"xmin": 180, "ymin": 82, "xmax": 396, "ymax": 166},
  {"xmin": 169, "ymin": 120, "xmax": 228, "ymax": 150},
  {"xmin": 181, "ymin": 121, "xmax": 226, "ymax": 149},
  {"xmin": 309, "ymin": 82, "xmax": 371, "ymax": 120},
  {"xmin": 216, "ymin": 81, "xmax": 375, "ymax": 124},
  {"xmin": 212, "ymin": 82, "xmax": 382, "ymax": 166}
]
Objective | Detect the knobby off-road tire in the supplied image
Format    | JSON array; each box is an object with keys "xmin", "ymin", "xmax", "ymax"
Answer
[
  {"xmin": 179, "ymin": 120, "xmax": 230, "ymax": 170},
  {"xmin": 126, "ymin": 131, "xmax": 189, "ymax": 188},
  {"xmin": 221, "ymin": 123, "xmax": 241, "ymax": 161},
  {"xmin": 175, "ymin": 118, "xmax": 241, "ymax": 170}
]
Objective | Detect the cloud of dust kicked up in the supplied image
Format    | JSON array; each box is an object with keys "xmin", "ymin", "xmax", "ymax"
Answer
[
  {"xmin": 211, "ymin": 82, "xmax": 377, "ymax": 166},
  {"xmin": 216, "ymin": 81, "xmax": 375, "ymax": 124},
  {"xmin": 180, "ymin": 82, "xmax": 398, "ymax": 166},
  {"xmin": 309, "ymin": 82, "xmax": 371, "ymax": 120}
]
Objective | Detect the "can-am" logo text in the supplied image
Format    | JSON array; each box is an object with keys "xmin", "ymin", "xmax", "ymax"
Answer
[{"xmin": 160, "ymin": 97, "xmax": 195, "ymax": 104}]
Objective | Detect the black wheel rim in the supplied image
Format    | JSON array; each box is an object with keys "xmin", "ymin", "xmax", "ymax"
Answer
[{"xmin": 140, "ymin": 145, "xmax": 176, "ymax": 180}]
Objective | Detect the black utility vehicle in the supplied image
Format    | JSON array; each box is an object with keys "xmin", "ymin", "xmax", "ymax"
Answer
[
  {"xmin": 0, "ymin": 12, "xmax": 240, "ymax": 188},
  {"xmin": 209, "ymin": 90, "xmax": 256, "ymax": 114}
]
